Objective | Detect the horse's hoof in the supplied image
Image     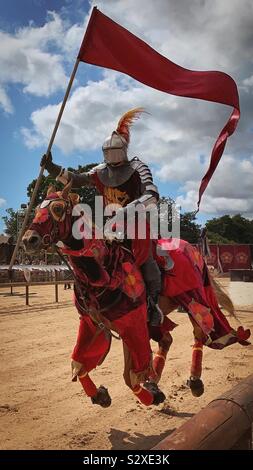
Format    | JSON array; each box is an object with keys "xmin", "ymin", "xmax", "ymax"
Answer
[
  {"xmin": 187, "ymin": 378, "xmax": 204, "ymax": 397},
  {"xmin": 143, "ymin": 381, "xmax": 166, "ymax": 405},
  {"xmin": 91, "ymin": 385, "xmax": 112, "ymax": 408}
]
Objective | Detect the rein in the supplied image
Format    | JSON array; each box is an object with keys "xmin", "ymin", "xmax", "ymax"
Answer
[{"xmin": 42, "ymin": 219, "xmax": 60, "ymax": 248}]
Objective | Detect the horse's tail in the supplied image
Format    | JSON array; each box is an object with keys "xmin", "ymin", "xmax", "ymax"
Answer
[{"xmin": 209, "ymin": 274, "xmax": 237, "ymax": 319}]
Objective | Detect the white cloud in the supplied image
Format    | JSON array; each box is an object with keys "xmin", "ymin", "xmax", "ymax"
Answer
[
  {"xmin": 16, "ymin": 10, "xmax": 88, "ymax": 58},
  {"xmin": 0, "ymin": 198, "xmax": 6, "ymax": 207},
  {"xmin": 176, "ymin": 155, "xmax": 253, "ymax": 215},
  {"xmin": 1, "ymin": 0, "xmax": 252, "ymax": 218},
  {"xmin": 156, "ymin": 154, "xmax": 206, "ymax": 183},
  {"xmin": 0, "ymin": 12, "xmax": 75, "ymax": 113},
  {"xmin": 0, "ymin": 86, "xmax": 13, "ymax": 114},
  {"xmin": 242, "ymin": 75, "xmax": 253, "ymax": 91},
  {"xmin": 21, "ymin": 73, "xmax": 181, "ymax": 156},
  {"xmin": 177, "ymin": 191, "xmax": 253, "ymax": 217}
]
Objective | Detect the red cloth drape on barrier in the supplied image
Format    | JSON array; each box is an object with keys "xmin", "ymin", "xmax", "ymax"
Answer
[
  {"xmin": 207, "ymin": 245, "xmax": 218, "ymax": 269},
  {"xmin": 78, "ymin": 7, "xmax": 240, "ymax": 209},
  {"xmin": 207, "ymin": 244, "xmax": 251, "ymax": 272},
  {"xmin": 219, "ymin": 245, "xmax": 251, "ymax": 272}
]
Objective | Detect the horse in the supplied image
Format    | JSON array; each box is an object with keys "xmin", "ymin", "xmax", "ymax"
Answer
[{"xmin": 22, "ymin": 182, "xmax": 251, "ymax": 407}]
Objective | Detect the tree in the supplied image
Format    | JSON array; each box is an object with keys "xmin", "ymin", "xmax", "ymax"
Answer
[
  {"xmin": 206, "ymin": 231, "xmax": 234, "ymax": 244},
  {"xmin": 2, "ymin": 208, "xmax": 18, "ymax": 240},
  {"xmin": 180, "ymin": 211, "xmax": 201, "ymax": 243},
  {"xmin": 206, "ymin": 214, "xmax": 253, "ymax": 244},
  {"xmin": 2, "ymin": 206, "xmax": 35, "ymax": 243},
  {"xmin": 159, "ymin": 197, "xmax": 201, "ymax": 243}
]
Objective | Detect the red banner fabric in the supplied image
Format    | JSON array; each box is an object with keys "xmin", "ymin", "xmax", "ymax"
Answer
[{"xmin": 78, "ymin": 7, "xmax": 240, "ymax": 209}]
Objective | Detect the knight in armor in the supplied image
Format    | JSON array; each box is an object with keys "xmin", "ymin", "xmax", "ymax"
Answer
[{"xmin": 41, "ymin": 108, "xmax": 163, "ymax": 325}]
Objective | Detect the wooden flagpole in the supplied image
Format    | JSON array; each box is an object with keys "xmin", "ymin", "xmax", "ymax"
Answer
[{"xmin": 8, "ymin": 58, "xmax": 80, "ymax": 272}]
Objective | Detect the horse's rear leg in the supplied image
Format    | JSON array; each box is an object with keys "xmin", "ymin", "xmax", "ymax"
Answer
[
  {"xmin": 187, "ymin": 339, "xmax": 204, "ymax": 397},
  {"xmin": 150, "ymin": 334, "xmax": 173, "ymax": 383},
  {"xmin": 78, "ymin": 370, "xmax": 111, "ymax": 408},
  {"xmin": 122, "ymin": 343, "xmax": 166, "ymax": 406}
]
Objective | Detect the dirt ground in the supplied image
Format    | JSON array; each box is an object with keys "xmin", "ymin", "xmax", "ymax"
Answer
[{"xmin": 0, "ymin": 279, "xmax": 252, "ymax": 450}]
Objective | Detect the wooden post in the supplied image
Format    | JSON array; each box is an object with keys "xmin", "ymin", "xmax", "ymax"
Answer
[
  {"xmin": 55, "ymin": 270, "xmax": 59, "ymax": 303},
  {"xmin": 25, "ymin": 284, "xmax": 29, "ymax": 306},
  {"xmin": 8, "ymin": 269, "xmax": 13, "ymax": 295}
]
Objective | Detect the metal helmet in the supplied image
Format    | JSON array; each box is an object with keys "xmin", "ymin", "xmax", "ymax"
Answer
[
  {"xmin": 102, "ymin": 131, "xmax": 128, "ymax": 164},
  {"xmin": 102, "ymin": 108, "xmax": 145, "ymax": 165}
]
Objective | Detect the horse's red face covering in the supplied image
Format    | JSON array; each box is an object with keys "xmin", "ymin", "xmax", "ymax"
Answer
[{"xmin": 22, "ymin": 184, "xmax": 76, "ymax": 253}]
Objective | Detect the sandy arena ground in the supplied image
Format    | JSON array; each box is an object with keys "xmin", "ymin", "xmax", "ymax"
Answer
[{"xmin": 0, "ymin": 279, "xmax": 252, "ymax": 450}]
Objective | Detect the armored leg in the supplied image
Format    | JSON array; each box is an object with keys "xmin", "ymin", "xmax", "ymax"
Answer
[{"xmin": 141, "ymin": 255, "xmax": 164, "ymax": 326}]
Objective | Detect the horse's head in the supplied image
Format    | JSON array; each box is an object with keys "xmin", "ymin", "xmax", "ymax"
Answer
[{"xmin": 22, "ymin": 180, "xmax": 80, "ymax": 253}]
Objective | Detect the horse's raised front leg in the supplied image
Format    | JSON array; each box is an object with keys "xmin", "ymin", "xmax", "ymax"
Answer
[
  {"xmin": 71, "ymin": 316, "xmax": 112, "ymax": 407},
  {"xmin": 77, "ymin": 370, "xmax": 111, "ymax": 408}
]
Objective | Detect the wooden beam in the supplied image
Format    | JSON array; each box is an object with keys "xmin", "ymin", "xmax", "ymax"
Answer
[
  {"xmin": 153, "ymin": 374, "xmax": 253, "ymax": 450},
  {"xmin": 0, "ymin": 281, "xmax": 74, "ymax": 288}
]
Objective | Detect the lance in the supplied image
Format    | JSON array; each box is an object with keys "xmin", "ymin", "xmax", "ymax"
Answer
[{"xmin": 8, "ymin": 57, "xmax": 80, "ymax": 272}]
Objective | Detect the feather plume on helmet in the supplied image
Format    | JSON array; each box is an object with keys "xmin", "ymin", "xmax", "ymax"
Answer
[
  {"xmin": 116, "ymin": 107, "xmax": 145, "ymax": 144},
  {"xmin": 102, "ymin": 107, "xmax": 145, "ymax": 165}
]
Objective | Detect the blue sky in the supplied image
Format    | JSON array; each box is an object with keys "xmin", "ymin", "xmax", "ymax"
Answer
[
  {"xmin": 0, "ymin": 0, "xmax": 91, "ymax": 232},
  {"xmin": 1, "ymin": 0, "xmax": 253, "ymax": 233}
]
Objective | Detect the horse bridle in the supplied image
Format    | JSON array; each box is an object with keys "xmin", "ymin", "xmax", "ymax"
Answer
[{"xmin": 36, "ymin": 197, "xmax": 72, "ymax": 249}]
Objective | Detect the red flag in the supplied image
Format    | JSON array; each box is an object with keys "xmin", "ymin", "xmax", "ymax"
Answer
[{"xmin": 78, "ymin": 7, "xmax": 240, "ymax": 210}]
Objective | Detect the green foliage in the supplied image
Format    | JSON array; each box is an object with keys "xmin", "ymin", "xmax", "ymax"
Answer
[
  {"xmin": 206, "ymin": 231, "xmax": 235, "ymax": 244},
  {"xmin": 180, "ymin": 211, "xmax": 201, "ymax": 243},
  {"xmin": 26, "ymin": 175, "xmax": 62, "ymax": 207},
  {"xmin": 159, "ymin": 197, "xmax": 201, "ymax": 243},
  {"xmin": 2, "ymin": 208, "xmax": 18, "ymax": 240},
  {"xmin": 206, "ymin": 214, "xmax": 253, "ymax": 244}
]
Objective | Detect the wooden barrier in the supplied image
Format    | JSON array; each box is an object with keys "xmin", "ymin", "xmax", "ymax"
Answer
[
  {"xmin": 152, "ymin": 373, "xmax": 253, "ymax": 450},
  {"xmin": 230, "ymin": 269, "xmax": 253, "ymax": 282},
  {"xmin": 0, "ymin": 280, "xmax": 74, "ymax": 306}
]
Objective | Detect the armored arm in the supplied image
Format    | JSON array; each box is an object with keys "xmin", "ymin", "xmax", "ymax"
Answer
[
  {"xmin": 126, "ymin": 158, "xmax": 159, "ymax": 209},
  {"xmin": 41, "ymin": 152, "xmax": 95, "ymax": 188},
  {"xmin": 56, "ymin": 168, "xmax": 93, "ymax": 188}
]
